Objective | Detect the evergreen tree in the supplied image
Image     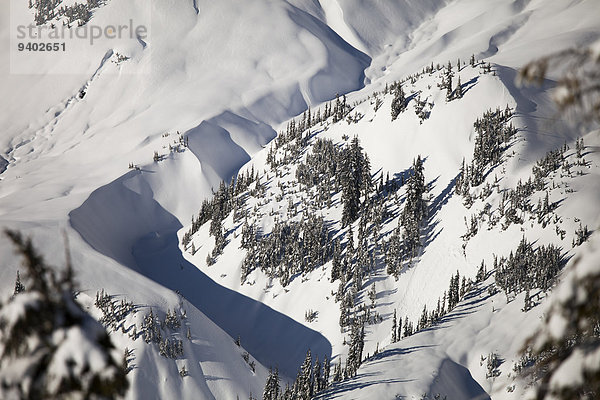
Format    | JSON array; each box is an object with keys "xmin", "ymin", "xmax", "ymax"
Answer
[
  {"xmin": 295, "ymin": 350, "xmax": 313, "ymax": 400},
  {"xmin": 522, "ymin": 289, "xmax": 533, "ymax": 312},
  {"xmin": 13, "ymin": 270, "xmax": 25, "ymax": 296},
  {"xmin": 470, "ymin": 107, "xmax": 517, "ymax": 186},
  {"xmin": 341, "ymin": 137, "xmax": 370, "ymax": 226},
  {"xmin": 312, "ymin": 357, "xmax": 322, "ymax": 394},
  {"xmin": 419, "ymin": 304, "xmax": 428, "ymax": 330},
  {"xmin": 447, "ymin": 270, "xmax": 461, "ymax": 310},
  {"xmin": 322, "ymin": 355, "xmax": 330, "ymax": 389},
  {"xmin": 345, "ymin": 320, "xmax": 364, "ymax": 377},
  {"xmin": 332, "ymin": 361, "xmax": 342, "ymax": 382},
  {"xmin": 445, "ymin": 61, "xmax": 454, "ymax": 101},
  {"xmin": 401, "ymin": 156, "xmax": 427, "ymax": 258},
  {"xmin": 333, "ymin": 94, "xmax": 342, "ymax": 123},
  {"xmin": 0, "ymin": 230, "xmax": 128, "ymax": 399},
  {"xmin": 392, "ymin": 309, "xmax": 397, "ymax": 343},
  {"xmin": 576, "ymin": 137, "xmax": 585, "ymax": 158},
  {"xmin": 391, "ymin": 84, "xmax": 406, "ymax": 120},
  {"xmin": 262, "ymin": 368, "xmax": 280, "ymax": 400},
  {"xmin": 330, "ymin": 238, "xmax": 342, "ymax": 282},
  {"xmin": 495, "ymin": 238, "xmax": 562, "ymax": 297},
  {"xmin": 403, "ymin": 316, "xmax": 413, "ymax": 337},
  {"xmin": 346, "ymin": 226, "xmax": 355, "ymax": 259},
  {"xmin": 455, "ymin": 75, "xmax": 463, "ymax": 99},
  {"xmin": 385, "ymin": 230, "xmax": 402, "ymax": 277},
  {"xmin": 397, "ymin": 314, "xmax": 402, "ymax": 341}
]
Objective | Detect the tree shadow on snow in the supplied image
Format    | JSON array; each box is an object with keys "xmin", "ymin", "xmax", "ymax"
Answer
[
  {"xmin": 315, "ymin": 370, "xmax": 415, "ymax": 399},
  {"xmin": 421, "ymin": 174, "xmax": 457, "ymax": 253}
]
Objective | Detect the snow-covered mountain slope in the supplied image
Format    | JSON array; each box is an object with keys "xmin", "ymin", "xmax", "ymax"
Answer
[
  {"xmin": 313, "ymin": 277, "xmax": 542, "ymax": 400},
  {"xmin": 0, "ymin": 1, "xmax": 393, "ymax": 395},
  {"xmin": 1, "ymin": 0, "xmax": 600, "ymax": 398},
  {"xmin": 178, "ymin": 57, "xmax": 600, "ymax": 392},
  {"xmin": 316, "ymin": 229, "xmax": 600, "ymax": 400}
]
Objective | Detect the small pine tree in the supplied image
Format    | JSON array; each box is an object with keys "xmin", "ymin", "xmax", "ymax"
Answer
[
  {"xmin": 400, "ymin": 156, "xmax": 427, "ymax": 258},
  {"xmin": 397, "ymin": 314, "xmax": 402, "ymax": 341},
  {"xmin": 391, "ymin": 84, "xmax": 406, "ymax": 120},
  {"xmin": 522, "ymin": 289, "xmax": 533, "ymax": 312},
  {"xmin": 345, "ymin": 320, "xmax": 364, "ymax": 377},
  {"xmin": 368, "ymin": 283, "xmax": 377, "ymax": 308},
  {"xmin": 322, "ymin": 355, "xmax": 330, "ymax": 388},
  {"xmin": 312, "ymin": 357, "xmax": 322, "ymax": 394},
  {"xmin": 392, "ymin": 309, "xmax": 397, "ymax": 343},
  {"xmin": 455, "ymin": 75, "xmax": 463, "ymax": 99},
  {"xmin": 179, "ymin": 365, "xmax": 188, "ymax": 378},
  {"xmin": 445, "ymin": 61, "xmax": 454, "ymax": 101},
  {"xmin": 576, "ymin": 137, "xmax": 584, "ymax": 158},
  {"xmin": 13, "ymin": 270, "xmax": 25, "ymax": 296}
]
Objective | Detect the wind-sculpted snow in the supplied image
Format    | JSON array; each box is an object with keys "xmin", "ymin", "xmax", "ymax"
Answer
[
  {"xmin": 69, "ymin": 169, "xmax": 332, "ymax": 380},
  {"xmin": 207, "ymin": 111, "xmax": 277, "ymax": 156},
  {"xmin": 185, "ymin": 121, "xmax": 252, "ymax": 187},
  {"xmin": 291, "ymin": 0, "xmax": 443, "ymax": 56},
  {"xmin": 429, "ymin": 359, "xmax": 491, "ymax": 400},
  {"xmin": 69, "ymin": 170, "xmax": 180, "ymax": 270}
]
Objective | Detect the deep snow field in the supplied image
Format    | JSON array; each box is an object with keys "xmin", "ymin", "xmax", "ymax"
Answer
[{"xmin": 1, "ymin": 0, "xmax": 599, "ymax": 399}]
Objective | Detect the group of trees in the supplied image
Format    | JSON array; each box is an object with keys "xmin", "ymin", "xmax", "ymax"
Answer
[
  {"xmin": 238, "ymin": 134, "xmax": 379, "ymax": 288},
  {"xmin": 456, "ymin": 106, "xmax": 517, "ymax": 194},
  {"xmin": 390, "ymin": 56, "xmax": 482, "ymax": 122},
  {"xmin": 29, "ymin": 0, "xmax": 103, "ymax": 26},
  {"xmin": 494, "ymin": 236, "xmax": 563, "ymax": 298},
  {"xmin": 519, "ymin": 235, "xmax": 600, "ymax": 399},
  {"xmin": 0, "ymin": 228, "xmax": 204, "ymax": 399},
  {"xmin": 511, "ymin": 40, "xmax": 600, "ymax": 400},
  {"xmin": 95, "ymin": 288, "xmax": 135, "ymax": 333},
  {"xmin": 158, "ymin": 337, "xmax": 183, "ymax": 359},
  {"xmin": 139, "ymin": 306, "xmax": 189, "ymax": 361},
  {"xmin": 267, "ymin": 93, "xmax": 350, "ymax": 164},
  {"xmin": 184, "ymin": 56, "xmax": 508, "ymax": 299},
  {"xmin": 240, "ymin": 214, "xmax": 333, "ymax": 286},
  {"xmin": 185, "ymin": 108, "xmax": 372, "ymax": 274},
  {"xmin": 295, "ymin": 138, "xmax": 340, "ymax": 189},
  {"xmin": 386, "ymin": 156, "xmax": 428, "ymax": 276},
  {"xmin": 532, "ymin": 146, "xmax": 567, "ymax": 190},
  {"xmin": 441, "ymin": 61, "xmax": 455, "ymax": 101},
  {"xmin": 413, "ymin": 95, "xmax": 431, "ymax": 124},
  {"xmin": 391, "ymin": 268, "xmax": 474, "ymax": 345},
  {"xmin": 188, "ymin": 45, "xmax": 595, "ymax": 398},
  {"xmin": 340, "ymin": 137, "xmax": 373, "ymax": 226},
  {"xmin": 182, "ymin": 168, "xmax": 259, "ymax": 257},
  {"xmin": 262, "ymin": 350, "xmax": 331, "ymax": 400},
  {"xmin": 295, "ymin": 136, "xmax": 373, "ymax": 223},
  {"xmin": 460, "ymin": 137, "xmax": 589, "ymax": 251},
  {"xmin": 344, "ymin": 319, "xmax": 365, "ymax": 378}
]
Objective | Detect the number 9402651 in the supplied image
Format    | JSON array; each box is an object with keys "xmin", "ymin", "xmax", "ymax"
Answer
[{"xmin": 17, "ymin": 42, "xmax": 66, "ymax": 51}]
